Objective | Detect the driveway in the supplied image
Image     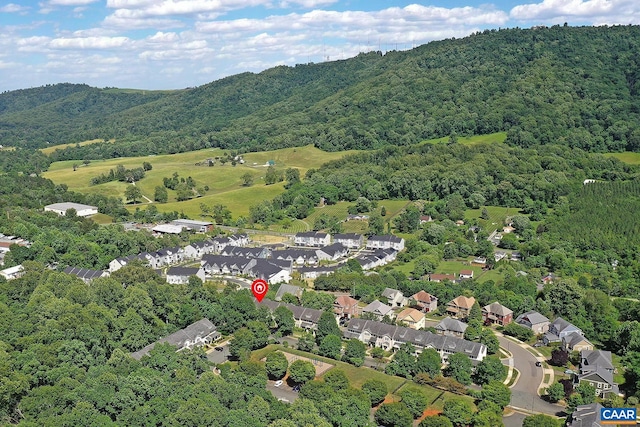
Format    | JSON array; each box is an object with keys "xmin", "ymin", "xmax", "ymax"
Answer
[{"xmin": 497, "ymin": 335, "xmax": 565, "ymax": 416}]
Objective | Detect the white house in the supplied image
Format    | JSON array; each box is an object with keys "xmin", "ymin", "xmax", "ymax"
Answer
[
  {"xmin": 316, "ymin": 243, "xmax": 348, "ymax": 261},
  {"xmin": 166, "ymin": 267, "xmax": 206, "ymax": 284},
  {"xmin": 333, "ymin": 233, "xmax": 364, "ymax": 249},
  {"xmin": 170, "ymin": 219, "xmax": 214, "ymax": 233},
  {"xmin": 362, "ymin": 300, "xmax": 395, "ymax": 320},
  {"xmin": 381, "ymin": 288, "xmax": 407, "ymax": 307},
  {"xmin": 0, "ymin": 264, "xmax": 24, "ymax": 280},
  {"xmin": 366, "ymin": 235, "xmax": 405, "ymax": 251},
  {"xmin": 294, "ymin": 231, "xmax": 331, "ymax": 247},
  {"xmin": 45, "ymin": 202, "xmax": 98, "ymax": 217}
]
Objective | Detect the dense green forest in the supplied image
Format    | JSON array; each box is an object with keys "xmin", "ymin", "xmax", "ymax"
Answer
[
  {"xmin": 247, "ymin": 142, "xmax": 639, "ymax": 224},
  {"xmin": 1, "ymin": 25, "xmax": 640, "ymax": 157}
]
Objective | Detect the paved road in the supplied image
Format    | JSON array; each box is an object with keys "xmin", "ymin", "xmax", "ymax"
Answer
[{"xmin": 497, "ymin": 335, "xmax": 564, "ymax": 416}]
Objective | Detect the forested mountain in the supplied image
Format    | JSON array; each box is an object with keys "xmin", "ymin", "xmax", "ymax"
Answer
[{"xmin": 1, "ymin": 25, "xmax": 640, "ymax": 155}]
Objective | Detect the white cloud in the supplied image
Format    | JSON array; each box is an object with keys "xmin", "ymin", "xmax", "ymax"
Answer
[
  {"xmin": 49, "ymin": 36, "xmax": 130, "ymax": 49},
  {"xmin": 0, "ymin": 3, "xmax": 30, "ymax": 13},
  {"xmin": 48, "ymin": 0, "xmax": 100, "ymax": 5},
  {"xmin": 511, "ymin": 0, "xmax": 614, "ymax": 20}
]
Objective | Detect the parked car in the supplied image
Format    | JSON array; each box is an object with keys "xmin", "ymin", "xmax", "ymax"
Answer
[
  {"xmin": 292, "ymin": 385, "xmax": 301, "ymax": 392},
  {"xmin": 274, "ymin": 380, "xmax": 283, "ymax": 387},
  {"xmin": 214, "ymin": 346, "xmax": 224, "ymax": 351},
  {"xmin": 535, "ymin": 361, "xmax": 542, "ymax": 367},
  {"xmin": 565, "ymin": 369, "xmax": 575, "ymax": 375},
  {"xmin": 533, "ymin": 342, "xmax": 544, "ymax": 348}
]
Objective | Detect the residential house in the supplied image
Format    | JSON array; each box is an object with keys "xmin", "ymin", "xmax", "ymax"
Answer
[
  {"xmin": 382, "ymin": 287, "xmax": 408, "ymax": 307},
  {"xmin": 472, "ymin": 257, "xmax": 487, "ymax": 266},
  {"xmin": 63, "ymin": 266, "xmax": 109, "ymax": 284},
  {"xmin": 515, "ymin": 311, "xmax": 550, "ymax": 334},
  {"xmin": 459, "ymin": 269, "xmax": 474, "ymax": 279},
  {"xmin": 166, "ymin": 267, "xmax": 206, "ymax": 284},
  {"xmin": 544, "ymin": 317, "xmax": 583, "ymax": 344},
  {"xmin": 272, "ymin": 249, "xmax": 319, "ymax": 266},
  {"xmin": 275, "ymin": 284, "xmax": 303, "ymax": 302},
  {"xmin": 334, "ymin": 295, "xmax": 360, "ymax": 319},
  {"xmin": 170, "ymin": 219, "xmax": 214, "ymax": 233},
  {"xmin": 299, "ymin": 265, "xmax": 337, "ymax": 279},
  {"xmin": 0, "ymin": 265, "xmax": 24, "ymax": 280},
  {"xmin": 130, "ymin": 318, "xmax": 220, "ymax": 360},
  {"xmin": 563, "ymin": 333, "xmax": 594, "ymax": 352},
  {"xmin": 366, "ymin": 235, "xmax": 405, "ymax": 251},
  {"xmin": 435, "ymin": 317, "xmax": 468, "ymax": 338},
  {"xmin": 396, "ymin": 308, "xmax": 426, "ymax": 330},
  {"xmin": 228, "ymin": 233, "xmax": 250, "ymax": 247},
  {"xmin": 333, "ymin": 233, "xmax": 364, "ymax": 249},
  {"xmin": 419, "ymin": 215, "xmax": 432, "ymax": 224},
  {"xmin": 201, "ymin": 255, "xmax": 251, "ymax": 276},
  {"xmin": 44, "ymin": 202, "xmax": 98, "ymax": 217},
  {"xmin": 410, "ymin": 290, "xmax": 438, "ymax": 313},
  {"xmin": 482, "ymin": 302, "xmax": 513, "ymax": 326},
  {"xmin": 183, "ymin": 240, "xmax": 216, "ymax": 259},
  {"xmin": 446, "ymin": 296, "xmax": 476, "ymax": 319},
  {"xmin": 362, "ymin": 300, "xmax": 395, "ymax": 321},
  {"xmin": 428, "ymin": 273, "xmax": 456, "ymax": 282},
  {"xmin": 153, "ymin": 246, "xmax": 185, "ymax": 266},
  {"xmin": 294, "ymin": 231, "xmax": 331, "ymax": 247},
  {"xmin": 567, "ymin": 403, "xmax": 604, "ymax": 427},
  {"xmin": 355, "ymin": 249, "xmax": 398, "ymax": 270},
  {"xmin": 109, "ymin": 253, "xmax": 151, "ymax": 272},
  {"xmin": 317, "ymin": 243, "xmax": 348, "ymax": 261},
  {"xmin": 575, "ymin": 350, "xmax": 619, "ymax": 397},
  {"xmin": 244, "ymin": 259, "xmax": 291, "ymax": 285},
  {"xmin": 344, "ymin": 318, "xmax": 487, "ymax": 362},
  {"xmin": 220, "ymin": 245, "xmax": 270, "ymax": 259},
  {"xmin": 257, "ymin": 300, "xmax": 323, "ymax": 331},
  {"xmin": 494, "ymin": 251, "xmax": 508, "ymax": 262},
  {"xmin": 510, "ymin": 251, "xmax": 522, "ymax": 261},
  {"xmin": 346, "ymin": 214, "xmax": 368, "ymax": 221}
]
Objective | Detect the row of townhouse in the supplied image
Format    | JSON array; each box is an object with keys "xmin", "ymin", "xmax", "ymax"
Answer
[
  {"xmin": 356, "ymin": 249, "xmax": 398, "ymax": 270},
  {"xmin": 294, "ymin": 232, "xmax": 405, "ymax": 251},
  {"xmin": 257, "ymin": 299, "xmax": 324, "ymax": 330},
  {"xmin": 130, "ymin": 318, "xmax": 220, "ymax": 360},
  {"xmin": 108, "ymin": 234, "xmax": 250, "ymax": 272},
  {"xmin": 200, "ymin": 255, "xmax": 292, "ymax": 285},
  {"xmin": 344, "ymin": 318, "xmax": 487, "ymax": 362}
]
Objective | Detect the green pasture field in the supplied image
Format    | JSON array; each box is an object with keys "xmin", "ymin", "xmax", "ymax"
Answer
[
  {"xmin": 465, "ymin": 205, "xmax": 519, "ymax": 234},
  {"xmin": 40, "ymin": 139, "xmax": 111, "ymax": 155},
  {"xmin": 604, "ymin": 152, "xmax": 640, "ymax": 165},
  {"xmin": 303, "ymin": 199, "xmax": 410, "ymax": 233},
  {"xmin": 43, "ymin": 145, "xmax": 358, "ymax": 218}
]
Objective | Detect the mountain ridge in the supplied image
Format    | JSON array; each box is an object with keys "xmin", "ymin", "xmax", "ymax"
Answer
[{"xmin": 1, "ymin": 25, "xmax": 639, "ymax": 154}]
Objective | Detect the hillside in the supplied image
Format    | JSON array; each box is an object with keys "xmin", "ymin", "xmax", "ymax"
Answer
[{"xmin": 1, "ymin": 25, "xmax": 640, "ymax": 154}]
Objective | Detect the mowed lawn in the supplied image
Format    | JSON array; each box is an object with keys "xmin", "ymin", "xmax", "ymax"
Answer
[
  {"xmin": 44, "ymin": 145, "xmax": 359, "ymax": 218},
  {"xmin": 604, "ymin": 152, "xmax": 640, "ymax": 165},
  {"xmin": 465, "ymin": 205, "xmax": 519, "ymax": 234}
]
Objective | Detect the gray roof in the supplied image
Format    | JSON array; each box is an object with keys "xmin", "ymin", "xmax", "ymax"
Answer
[
  {"xmin": 298, "ymin": 265, "xmax": 337, "ymax": 275},
  {"xmin": 256, "ymin": 299, "xmax": 323, "ymax": 327},
  {"xmin": 515, "ymin": 310, "xmax": 549, "ymax": 325},
  {"xmin": 333, "ymin": 233, "xmax": 362, "ymax": 240},
  {"xmin": 318, "ymin": 243, "xmax": 347, "ymax": 257},
  {"xmin": 296, "ymin": 231, "xmax": 329, "ymax": 238},
  {"xmin": 368, "ymin": 235, "xmax": 403, "ymax": 243},
  {"xmin": 579, "ymin": 366, "xmax": 615, "ymax": 388},
  {"xmin": 483, "ymin": 302, "xmax": 513, "ymax": 316},
  {"xmin": 130, "ymin": 318, "xmax": 219, "ymax": 360},
  {"xmin": 344, "ymin": 318, "xmax": 485, "ymax": 360},
  {"xmin": 167, "ymin": 267, "xmax": 201, "ymax": 277},
  {"xmin": 221, "ymin": 246, "xmax": 268, "ymax": 258},
  {"xmin": 246, "ymin": 259, "xmax": 287, "ymax": 281},
  {"xmin": 45, "ymin": 202, "xmax": 97, "ymax": 211},
  {"xmin": 201, "ymin": 254, "xmax": 251, "ymax": 270},
  {"xmin": 382, "ymin": 287, "xmax": 403, "ymax": 299},
  {"xmin": 550, "ymin": 317, "xmax": 581, "ymax": 334},
  {"xmin": 272, "ymin": 248, "xmax": 318, "ymax": 261},
  {"xmin": 567, "ymin": 403, "xmax": 603, "ymax": 427},
  {"xmin": 435, "ymin": 317, "xmax": 468, "ymax": 334},
  {"xmin": 362, "ymin": 300, "xmax": 393, "ymax": 316},
  {"xmin": 564, "ymin": 332, "xmax": 592, "ymax": 348},
  {"xmin": 63, "ymin": 266, "xmax": 105, "ymax": 281},
  {"xmin": 171, "ymin": 219, "xmax": 213, "ymax": 227},
  {"xmin": 275, "ymin": 284, "xmax": 303, "ymax": 301},
  {"xmin": 581, "ymin": 350, "xmax": 614, "ymax": 371}
]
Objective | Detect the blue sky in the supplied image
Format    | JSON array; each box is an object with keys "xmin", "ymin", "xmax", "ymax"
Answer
[{"xmin": 0, "ymin": 0, "xmax": 638, "ymax": 91}]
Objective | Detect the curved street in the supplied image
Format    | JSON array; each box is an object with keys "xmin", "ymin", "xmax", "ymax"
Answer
[{"xmin": 497, "ymin": 335, "xmax": 565, "ymax": 416}]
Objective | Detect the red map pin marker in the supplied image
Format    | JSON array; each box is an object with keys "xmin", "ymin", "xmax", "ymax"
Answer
[{"xmin": 251, "ymin": 278, "xmax": 268, "ymax": 302}]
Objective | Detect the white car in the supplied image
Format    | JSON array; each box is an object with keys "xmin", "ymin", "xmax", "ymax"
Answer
[{"xmin": 274, "ymin": 380, "xmax": 283, "ymax": 387}]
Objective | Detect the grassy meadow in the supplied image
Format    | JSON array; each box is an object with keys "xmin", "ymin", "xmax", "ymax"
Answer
[
  {"xmin": 420, "ymin": 131, "xmax": 507, "ymax": 146},
  {"xmin": 43, "ymin": 145, "xmax": 359, "ymax": 218},
  {"xmin": 604, "ymin": 152, "xmax": 640, "ymax": 165},
  {"xmin": 40, "ymin": 139, "xmax": 111, "ymax": 155}
]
